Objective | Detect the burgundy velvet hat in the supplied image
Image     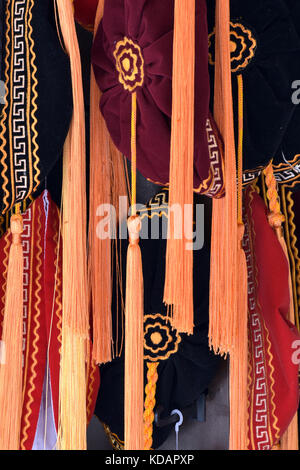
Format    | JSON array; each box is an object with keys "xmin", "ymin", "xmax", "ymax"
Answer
[{"xmin": 91, "ymin": 0, "xmax": 223, "ymax": 195}]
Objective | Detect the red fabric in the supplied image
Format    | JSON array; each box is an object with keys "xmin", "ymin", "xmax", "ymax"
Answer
[
  {"xmin": 0, "ymin": 193, "xmax": 52, "ymax": 449},
  {"xmin": 244, "ymin": 188, "xmax": 300, "ymax": 450},
  {"xmin": 92, "ymin": 0, "xmax": 212, "ymax": 189},
  {"xmin": 0, "ymin": 192, "xmax": 100, "ymax": 449},
  {"xmin": 74, "ymin": 0, "xmax": 98, "ymax": 30}
]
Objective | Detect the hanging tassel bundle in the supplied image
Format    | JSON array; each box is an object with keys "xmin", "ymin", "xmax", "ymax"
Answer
[
  {"xmin": 229, "ymin": 74, "xmax": 248, "ymax": 451},
  {"xmin": 163, "ymin": 0, "xmax": 195, "ymax": 335},
  {"xmin": 56, "ymin": 0, "xmax": 89, "ymax": 450},
  {"xmin": 209, "ymin": 0, "xmax": 238, "ymax": 356},
  {"xmin": 208, "ymin": 0, "xmax": 248, "ymax": 450},
  {"xmin": 124, "ymin": 215, "xmax": 144, "ymax": 450},
  {"xmin": 124, "ymin": 92, "xmax": 144, "ymax": 451},
  {"xmin": 89, "ymin": 0, "xmax": 112, "ymax": 365},
  {"xmin": 0, "ymin": 213, "xmax": 23, "ymax": 450},
  {"xmin": 263, "ymin": 162, "xmax": 299, "ymax": 451},
  {"xmin": 89, "ymin": 0, "xmax": 128, "ymax": 365}
]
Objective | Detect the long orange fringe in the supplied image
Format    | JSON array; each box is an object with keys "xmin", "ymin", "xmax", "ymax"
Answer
[
  {"xmin": 229, "ymin": 74, "xmax": 248, "ymax": 451},
  {"xmin": 89, "ymin": 0, "xmax": 112, "ymax": 365},
  {"xmin": 89, "ymin": 0, "xmax": 128, "ymax": 365},
  {"xmin": 0, "ymin": 214, "xmax": 23, "ymax": 450},
  {"xmin": 124, "ymin": 216, "xmax": 144, "ymax": 451},
  {"xmin": 209, "ymin": 0, "xmax": 238, "ymax": 356},
  {"xmin": 124, "ymin": 92, "xmax": 144, "ymax": 450},
  {"xmin": 209, "ymin": 1, "xmax": 248, "ymax": 450},
  {"xmin": 56, "ymin": 0, "xmax": 88, "ymax": 450},
  {"xmin": 163, "ymin": 0, "xmax": 195, "ymax": 335}
]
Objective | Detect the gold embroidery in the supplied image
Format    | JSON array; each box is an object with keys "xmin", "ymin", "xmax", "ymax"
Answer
[
  {"xmin": 144, "ymin": 313, "xmax": 181, "ymax": 362},
  {"xmin": 246, "ymin": 187, "xmax": 258, "ymax": 450},
  {"xmin": 263, "ymin": 318, "xmax": 280, "ymax": 446},
  {"xmin": 86, "ymin": 352, "xmax": 97, "ymax": 421},
  {"xmin": 281, "ymin": 187, "xmax": 300, "ymax": 331},
  {"xmin": 0, "ymin": 0, "xmax": 11, "ymax": 213},
  {"xmin": 272, "ymin": 154, "xmax": 300, "ymax": 189},
  {"xmin": 28, "ymin": 0, "xmax": 40, "ymax": 193},
  {"xmin": 53, "ymin": 205, "xmax": 62, "ymax": 354},
  {"xmin": 102, "ymin": 422, "xmax": 124, "ymax": 450},
  {"xmin": 209, "ymin": 22, "xmax": 257, "ymax": 73},
  {"xmin": 0, "ymin": 232, "xmax": 10, "ymax": 331},
  {"xmin": 0, "ymin": 0, "xmax": 40, "ymax": 216},
  {"xmin": 21, "ymin": 202, "xmax": 42, "ymax": 449},
  {"xmin": 114, "ymin": 37, "xmax": 144, "ymax": 92},
  {"xmin": 24, "ymin": 0, "xmax": 34, "ymax": 199},
  {"xmin": 246, "ymin": 187, "xmax": 279, "ymax": 449}
]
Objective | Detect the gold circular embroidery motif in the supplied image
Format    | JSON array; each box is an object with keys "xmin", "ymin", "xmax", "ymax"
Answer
[
  {"xmin": 144, "ymin": 314, "xmax": 181, "ymax": 362},
  {"xmin": 113, "ymin": 37, "xmax": 144, "ymax": 92},
  {"xmin": 150, "ymin": 332, "xmax": 163, "ymax": 345},
  {"xmin": 208, "ymin": 22, "xmax": 257, "ymax": 73}
]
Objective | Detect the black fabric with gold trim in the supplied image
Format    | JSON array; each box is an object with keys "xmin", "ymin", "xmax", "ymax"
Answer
[
  {"xmin": 0, "ymin": 0, "xmax": 73, "ymax": 215},
  {"xmin": 94, "ymin": 189, "xmax": 221, "ymax": 449},
  {"xmin": 208, "ymin": 0, "xmax": 300, "ymax": 189}
]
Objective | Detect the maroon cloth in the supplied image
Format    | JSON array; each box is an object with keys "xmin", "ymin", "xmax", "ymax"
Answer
[
  {"xmin": 92, "ymin": 0, "xmax": 212, "ymax": 189},
  {"xmin": 244, "ymin": 188, "xmax": 300, "ymax": 449},
  {"xmin": 74, "ymin": 0, "xmax": 98, "ymax": 30}
]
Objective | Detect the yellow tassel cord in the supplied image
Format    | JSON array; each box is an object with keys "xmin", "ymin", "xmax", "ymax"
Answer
[
  {"xmin": 56, "ymin": 0, "xmax": 89, "ymax": 450},
  {"xmin": 144, "ymin": 362, "xmax": 159, "ymax": 450},
  {"xmin": 263, "ymin": 162, "xmax": 299, "ymax": 451},
  {"xmin": 229, "ymin": 74, "xmax": 248, "ymax": 451},
  {"xmin": 163, "ymin": 0, "xmax": 195, "ymax": 334},
  {"xmin": 0, "ymin": 212, "xmax": 23, "ymax": 450},
  {"xmin": 208, "ymin": 1, "xmax": 248, "ymax": 449},
  {"xmin": 124, "ymin": 92, "xmax": 144, "ymax": 450}
]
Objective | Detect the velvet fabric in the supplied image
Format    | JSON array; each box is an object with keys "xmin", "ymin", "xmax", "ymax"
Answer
[
  {"xmin": 91, "ymin": 0, "xmax": 213, "ymax": 189},
  {"xmin": 94, "ymin": 189, "xmax": 221, "ymax": 449},
  {"xmin": 273, "ymin": 106, "xmax": 300, "ymax": 192},
  {"xmin": 244, "ymin": 187, "xmax": 300, "ymax": 449},
  {"xmin": 0, "ymin": 0, "xmax": 73, "ymax": 214},
  {"xmin": 74, "ymin": 0, "xmax": 98, "ymax": 31},
  {"xmin": 207, "ymin": 0, "xmax": 300, "ymax": 181}
]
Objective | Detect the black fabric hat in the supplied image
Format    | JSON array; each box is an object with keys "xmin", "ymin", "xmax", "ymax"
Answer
[
  {"xmin": 0, "ymin": 0, "xmax": 73, "ymax": 214},
  {"xmin": 94, "ymin": 189, "xmax": 221, "ymax": 449},
  {"xmin": 207, "ymin": 0, "xmax": 300, "ymax": 189}
]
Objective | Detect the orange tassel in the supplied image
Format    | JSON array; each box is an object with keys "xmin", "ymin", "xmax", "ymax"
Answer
[
  {"xmin": 229, "ymin": 74, "xmax": 248, "ymax": 451},
  {"xmin": 209, "ymin": 0, "xmax": 238, "ymax": 356},
  {"xmin": 163, "ymin": 0, "xmax": 195, "ymax": 335},
  {"xmin": 89, "ymin": 0, "xmax": 112, "ymax": 365},
  {"xmin": 89, "ymin": 0, "xmax": 128, "ymax": 365},
  {"xmin": 264, "ymin": 162, "xmax": 299, "ymax": 451},
  {"xmin": 209, "ymin": 3, "xmax": 248, "ymax": 449},
  {"xmin": 281, "ymin": 414, "xmax": 299, "ymax": 451},
  {"xmin": 124, "ymin": 216, "xmax": 144, "ymax": 451},
  {"xmin": 229, "ymin": 226, "xmax": 248, "ymax": 451},
  {"xmin": 56, "ymin": 0, "xmax": 88, "ymax": 450},
  {"xmin": 0, "ymin": 214, "xmax": 23, "ymax": 450},
  {"xmin": 123, "ymin": 90, "xmax": 144, "ymax": 450}
]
